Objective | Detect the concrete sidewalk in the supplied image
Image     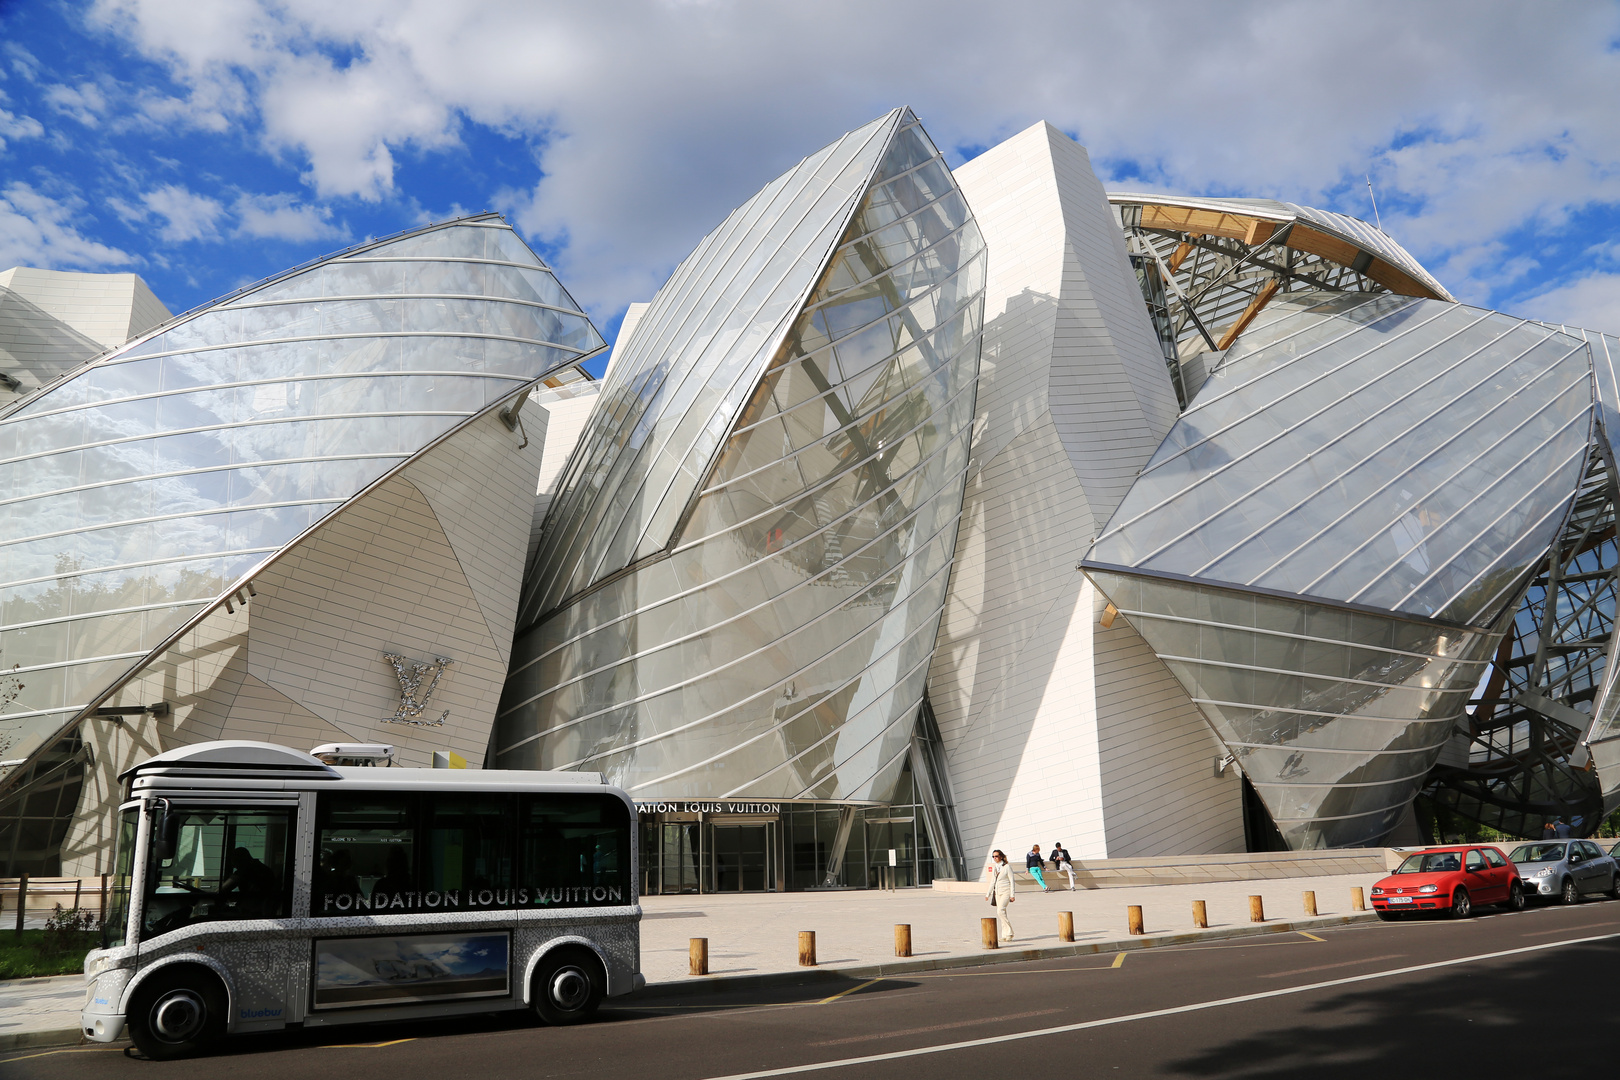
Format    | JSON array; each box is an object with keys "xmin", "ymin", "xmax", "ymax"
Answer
[
  {"xmin": 638, "ymin": 870, "xmax": 1381, "ymax": 984},
  {"xmin": 0, "ymin": 870, "xmax": 1386, "ymax": 1051}
]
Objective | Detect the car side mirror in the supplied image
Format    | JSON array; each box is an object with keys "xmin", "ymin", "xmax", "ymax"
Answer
[{"xmin": 1570, "ymin": 853, "xmax": 1583, "ymax": 864}]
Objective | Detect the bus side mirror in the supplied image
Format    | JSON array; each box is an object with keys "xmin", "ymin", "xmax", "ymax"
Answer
[{"xmin": 153, "ymin": 806, "xmax": 179, "ymax": 862}]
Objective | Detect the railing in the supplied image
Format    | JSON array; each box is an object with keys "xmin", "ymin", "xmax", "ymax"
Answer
[{"xmin": 0, "ymin": 876, "xmax": 110, "ymax": 931}]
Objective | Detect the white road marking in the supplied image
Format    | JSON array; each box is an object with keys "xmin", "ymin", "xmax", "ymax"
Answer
[{"xmin": 692, "ymin": 929, "xmax": 1620, "ymax": 1080}]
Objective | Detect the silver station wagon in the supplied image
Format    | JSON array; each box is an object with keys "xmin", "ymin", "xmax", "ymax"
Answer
[{"xmin": 1506, "ymin": 840, "xmax": 1620, "ymax": 904}]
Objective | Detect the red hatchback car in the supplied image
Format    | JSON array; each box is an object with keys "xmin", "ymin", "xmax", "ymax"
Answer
[{"xmin": 1370, "ymin": 845, "xmax": 1525, "ymax": 920}]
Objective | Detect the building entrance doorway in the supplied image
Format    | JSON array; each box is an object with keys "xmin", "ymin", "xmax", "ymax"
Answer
[
  {"xmin": 712, "ymin": 823, "xmax": 771, "ymax": 891},
  {"xmin": 656, "ymin": 821, "xmax": 702, "ymax": 893}
]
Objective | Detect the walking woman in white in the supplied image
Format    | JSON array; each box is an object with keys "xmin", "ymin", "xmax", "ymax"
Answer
[{"xmin": 986, "ymin": 849, "xmax": 1017, "ymax": 941}]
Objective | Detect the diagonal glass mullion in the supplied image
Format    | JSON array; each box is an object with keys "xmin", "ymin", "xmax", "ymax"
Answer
[
  {"xmin": 1336, "ymin": 390, "xmax": 1590, "ymax": 608},
  {"xmin": 1167, "ymin": 319, "xmax": 1534, "ymax": 574},
  {"xmin": 616, "ymin": 154, "xmax": 961, "ymax": 571},
  {"xmin": 500, "ymin": 549, "xmax": 954, "ymax": 758},
  {"xmin": 1199, "ymin": 325, "xmax": 1572, "ymax": 582},
  {"xmin": 517, "ymin": 493, "xmax": 964, "ymax": 707},
  {"xmin": 1430, "ymin": 439, "xmax": 1598, "ymax": 626},
  {"xmin": 1095, "ymin": 302, "xmax": 1465, "ymax": 546},
  {"xmin": 525, "ymin": 141, "xmax": 852, "ymax": 606},
  {"xmin": 532, "ymin": 124, "xmax": 889, "ymax": 610},
  {"xmin": 603, "ymin": 612, "xmax": 940, "ymax": 789},
  {"xmin": 1121, "ymin": 308, "xmax": 1499, "ymax": 562},
  {"xmin": 504, "ymin": 443, "xmax": 971, "ymax": 685}
]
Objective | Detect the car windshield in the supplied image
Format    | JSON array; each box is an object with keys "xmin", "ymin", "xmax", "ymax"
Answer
[
  {"xmin": 1508, "ymin": 843, "xmax": 1567, "ymax": 863},
  {"xmin": 1395, "ymin": 852, "xmax": 1463, "ymax": 873}
]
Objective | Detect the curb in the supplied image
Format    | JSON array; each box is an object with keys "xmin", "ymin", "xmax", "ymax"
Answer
[
  {"xmin": 635, "ymin": 911, "xmax": 1382, "ymax": 998},
  {"xmin": 0, "ymin": 1029, "xmax": 94, "ymax": 1053}
]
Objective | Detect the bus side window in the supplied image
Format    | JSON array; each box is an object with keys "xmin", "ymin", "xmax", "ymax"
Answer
[
  {"xmin": 521, "ymin": 794, "xmax": 630, "ymax": 896},
  {"xmin": 424, "ymin": 793, "xmax": 515, "ymax": 897},
  {"xmin": 316, "ymin": 793, "xmax": 415, "ymax": 916}
]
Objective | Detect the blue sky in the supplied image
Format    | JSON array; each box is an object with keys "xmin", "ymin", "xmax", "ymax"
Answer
[{"xmin": 4, "ymin": 0, "xmax": 1620, "ymax": 370}]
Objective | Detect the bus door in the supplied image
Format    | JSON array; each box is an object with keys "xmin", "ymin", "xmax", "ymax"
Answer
[{"xmin": 138, "ymin": 797, "xmax": 304, "ymax": 1031}]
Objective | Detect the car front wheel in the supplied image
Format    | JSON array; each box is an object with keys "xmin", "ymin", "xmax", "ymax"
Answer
[
  {"xmin": 1448, "ymin": 887, "xmax": 1472, "ymax": 919},
  {"xmin": 1561, "ymin": 876, "xmax": 1580, "ymax": 905},
  {"xmin": 1504, "ymin": 880, "xmax": 1525, "ymax": 912},
  {"xmin": 1607, "ymin": 872, "xmax": 1620, "ymax": 900}
]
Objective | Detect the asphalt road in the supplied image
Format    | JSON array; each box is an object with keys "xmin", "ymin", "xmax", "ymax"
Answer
[{"xmin": 8, "ymin": 898, "xmax": 1620, "ymax": 1079}]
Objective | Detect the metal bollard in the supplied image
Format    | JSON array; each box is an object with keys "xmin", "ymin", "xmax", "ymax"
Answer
[
  {"xmin": 981, "ymin": 917, "xmax": 999, "ymax": 949},
  {"xmin": 690, "ymin": 937, "xmax": 708, "ymax": 976},
  {"xmin": 1249, "ymin": 895, "xmax": 1265, "ymax": 923},
  {"xmin": 1352, "ymin": 886, "xmax": 1366, "ymax": 911},
  {"xmin": 14, "ymin": 874, "xmax": 26, "ymax": 937},
  {"xmin": 1302, "ymin": 890, "xmax": 1317, "ymax": 917},
  {"xmin": 73, "ymin": 879, "xmax": 83, "ymax": 912},
  {"xmin": 1192, "ymin": 899, "xmax": 1208, "ymax": 928},
  {"xmin": 1058, "ymin": 911, "xmax": 1074, "ymax": 942},
  {"xmin": 1127, "ymin": 905, "xmax": 1144, "ymax": 936},
  {"xmin": 895, "ymin": 924, "xmax": 911, "ymax": 957},
  {"xmin": 100, "ymin": 874, "xmax": 108, "ymax": 926},
  {"xmin": 799, "ymin": 930, "xmax": 817, "ymax": 967}
]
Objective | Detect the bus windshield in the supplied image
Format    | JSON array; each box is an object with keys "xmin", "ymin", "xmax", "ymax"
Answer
[
  {"xmin": 101, "ymin": 808, "xmax": 138, "ymax": 949},
  {"xmin": 142, "ymin": 806, "xmax": 294, "ymax": 938}
]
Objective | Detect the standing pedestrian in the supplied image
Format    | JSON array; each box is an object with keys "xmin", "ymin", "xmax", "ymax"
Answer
[
  {"xmin": 1542, "ymin": 820, "xmax": 1557, "ymax": 840},
  {"xmin": 986, "ymin": 850, "xmax": 1016, "ymax": 942},
  {"xmin": 1049, "ymin": 842, "xmax": 1075, "ymax": 891},
  {"xmin": 1026, "ymin": 844, "xmax": 1049, "ymax": 891},
  {"xmin": 1555, "ymin": 817, "xmax": 1572, "ymax": 839}
]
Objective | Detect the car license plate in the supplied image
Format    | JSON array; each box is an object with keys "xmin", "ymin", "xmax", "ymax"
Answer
[{"xmin": 1388, "ymin": 896, "xmax": 1414, "ymax": 904}]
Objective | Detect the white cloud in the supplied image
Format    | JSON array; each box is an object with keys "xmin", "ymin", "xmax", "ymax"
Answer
[
  {"xmin": 142, "ymin": 183, "xmax": 225, "ymax": 242},
  {"xmin": 43, "ymin": 81, "xmax": 109, "ymax": 127},
  {"xmin": 232, "ymin": 191, "xmax": 346, "ymax": 241},
  {"xmin": 0, "ymin": 106, "xmax": 44, "ymax": 152},
  {"xmin": 82, "ymin": 0, "xmax": 1620, "ymax": 322},
  {"xmin": 0, "ymin": 183, "xmax": 133, "ymax": 270},
  {"xmin": 1525, "ymin": 273, "xmax": 1620, "ymax": 339}
]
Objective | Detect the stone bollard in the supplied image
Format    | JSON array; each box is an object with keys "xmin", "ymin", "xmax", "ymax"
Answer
[
  {"xmin": 981, "ymin": 917, "xmax": 999, "ymax": 949},
  {"xmin": 895, "ymin": 924, "xmax": 912, "ymax": 958},
  {"xmin": 799, "ymin": 930, "xmax": 817, "ymax": 967},
  {"xmin": 1058, "ymin": 911, "xmax": 1074, "ymax": 942},
  {"xmin": 1352, "ymin": 886, "xmax": 1366, "ymax": 911},
  {"xmin": 690, "ymin": 938, "xmax": 708, "ymax": 976},
  {"xmin": 1249, "ymin": 895, "xmax": 1265, "ymax": 923},
  {"xmin": 1127, "ymin": 905, "xmax": 1144, "ymax": 936},
  {"xmin": 1192, "ymin": 900, "xmax": 1208, "ymax": 929},
  {"xmin": 1302, "ymin": 890, "xmax": 1317, "ymax": 917}
]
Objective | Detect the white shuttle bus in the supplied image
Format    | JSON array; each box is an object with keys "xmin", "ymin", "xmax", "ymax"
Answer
[{"xmin": 79, "ymin": 741, "xmax": 642, "ymax": 1059}]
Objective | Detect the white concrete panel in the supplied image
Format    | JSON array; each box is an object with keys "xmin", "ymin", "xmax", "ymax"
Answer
[{"xmin": 934, "ymin": 121, "xmax": 1243, "ymax": 870}]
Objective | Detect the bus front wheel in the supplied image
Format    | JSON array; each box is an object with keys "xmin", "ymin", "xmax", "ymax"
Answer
[
  {"xmin": 127, "ymin": 967, "xmax": 226, "ymax": 1060},
  {"xmin": 531, "ymin": 948, "xmax": 604, "ymax": 1026}
]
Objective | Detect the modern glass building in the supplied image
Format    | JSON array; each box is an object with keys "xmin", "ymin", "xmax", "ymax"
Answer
[
  {"xmin": 0, "ymin": 215, "xmax": 603, "ymax": 874},
  {"xmin": 8, "ymin": 113, "xmax": 1620, "ymax": 883},
  {"xmin": 495, "ymin": 108, "xmax": 985, "ymax": 890}
]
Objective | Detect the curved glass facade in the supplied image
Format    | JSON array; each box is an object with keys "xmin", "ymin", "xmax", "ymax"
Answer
[
  {"xmin": 497, "ymin": 109, "xmax": 986, "ymax": 805},
  {"xmin": 0, "ymin": 216, "xmax": 602, "ymax": 795},
  {"xmin": 1086, "ymin": 291, "xmax": 1599, "ymax": 847}
]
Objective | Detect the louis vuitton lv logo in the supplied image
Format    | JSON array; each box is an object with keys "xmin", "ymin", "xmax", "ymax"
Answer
[{"xmin": 383, "ymin": 652, "xmax": 453, "ymax": 726}]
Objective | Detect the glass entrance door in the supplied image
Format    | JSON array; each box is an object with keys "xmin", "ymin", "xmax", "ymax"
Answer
[
  {"xmin": 657, "ymin": 821, "xmax": 702, "ymax": 894},
  {"xmin": 712, "ymin": 824, "xmax": 770, "ymax": 891}
]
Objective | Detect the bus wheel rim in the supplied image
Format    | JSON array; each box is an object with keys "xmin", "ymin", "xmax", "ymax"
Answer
[
  {"xmin": 152, "ymin": 990, "xmax": 206, "ymax": 1041},
  {"xmin": 550, "ymin": 968, "xmax": 589, "ymax": 1010}
]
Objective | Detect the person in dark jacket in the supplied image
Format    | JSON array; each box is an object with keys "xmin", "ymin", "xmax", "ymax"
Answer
[
  {"xmin": 1026, "ymin": 844, "xmax": 1049, "ymax": 891},
  {"xmin": 1049, "ymin": 842, "xmax": 1074, "ymax": 891}
]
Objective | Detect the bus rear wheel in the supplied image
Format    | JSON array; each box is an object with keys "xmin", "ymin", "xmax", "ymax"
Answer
[
  {"xmin": 127, "ymin": 967, "xmax": 226, "ymax": 1060},
  {"xmin": 532, "ymin": 948, "xmax": 604, "ymax": 1026}
]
